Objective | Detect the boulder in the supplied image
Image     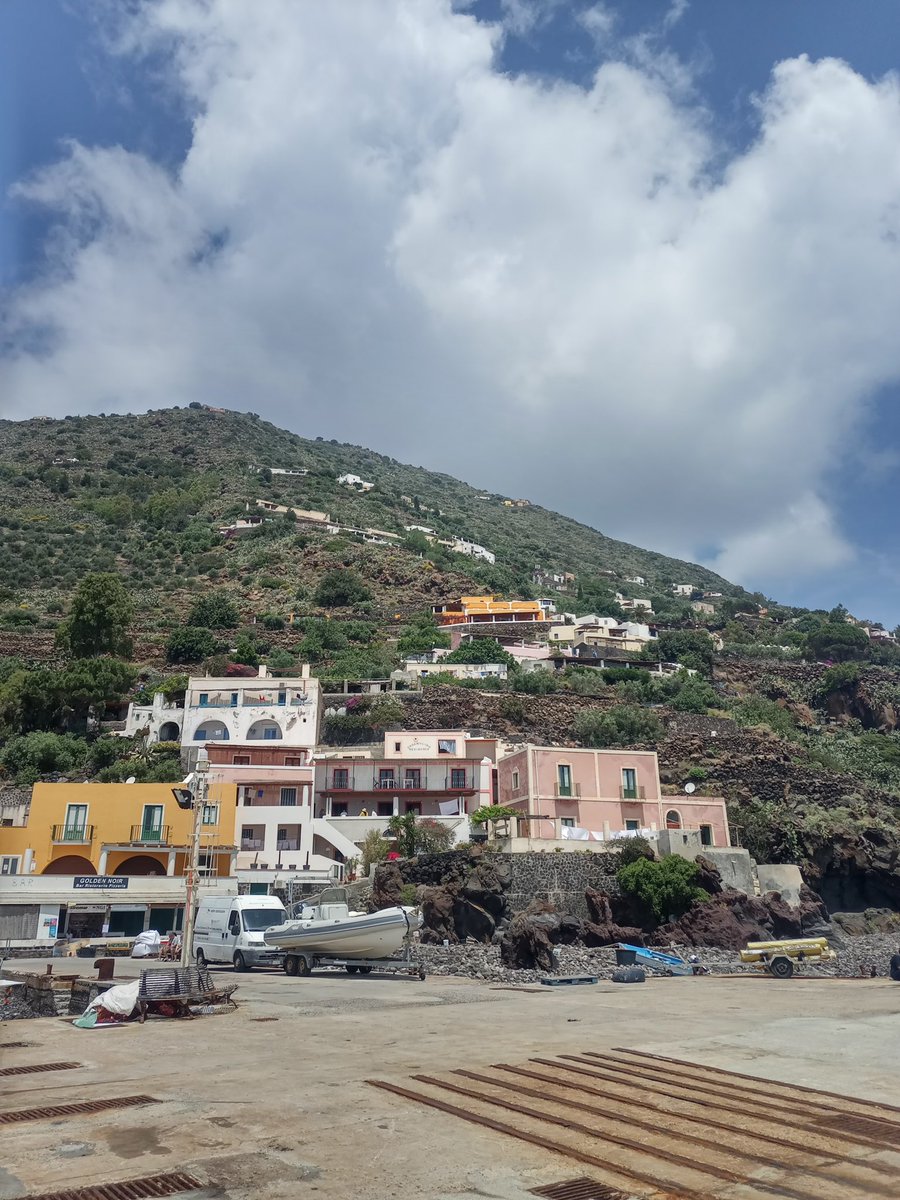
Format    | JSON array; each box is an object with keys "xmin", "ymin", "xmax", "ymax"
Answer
[
  {"xmin": 499, "ymin": 902, "xmax": 582, "ymax": 971},
  {"xmin": 453, "ymin": 896, "xmax": 496, "ymax": 942},
  {"xmin": 581, "ymin": 921, "xmax": 645, "ymax": 948},
  {"xmin": 652, "ymin": 889, "xmax": 773, "ymax": 950},
  {"xmin": 693, "ymin": 855, "xmax": 724, "ymax": 895},
  {"xmin": 418, "ymin": 886, "xmax": 457, "ymax": 944},
  {"xmin": 371, "ymin": 861, "xmax": 403, "ymax": 910}
]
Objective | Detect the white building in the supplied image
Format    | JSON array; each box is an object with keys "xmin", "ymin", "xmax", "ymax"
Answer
[
  {"xmin": 449, "ymin": 538, "xmax": 496, "ymax": 564},
  {"xmin": 624, "ymin": 575, "xmax": 646, "ymax": 586},
  {"xmin": 673, "ymin": 584, "xmax": 694, "ymax": 596},
  {"xmin": 124, "ymin": 690, "xmax": 185, "ymax": 744},
  {"xmin": 182, "ymin": 666, "xmax": 320, "ymax": 752},
  {"xmin": 338, "ymin": 473, "xmax": 375, "ymax": 491},
  {"xmin": 398, "ymin": 660, "xmax": 508, "ymax": 682}
]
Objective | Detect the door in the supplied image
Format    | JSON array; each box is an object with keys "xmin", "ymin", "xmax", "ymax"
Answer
[
  {"xmin": 141, "ymin": 805, "xmax": 164, "ymax": 841},
  {"xmin": 225, "ymin": 907, "xmax": 242, "ymax": 958},
  {"xmin": 64, "ymin": 804, "xmax": 88, "ymax": 841}
]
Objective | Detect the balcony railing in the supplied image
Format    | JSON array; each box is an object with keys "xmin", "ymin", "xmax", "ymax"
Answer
[
  {"xmin": 620, "ymin": 786, "xmax": 646, "ymax": 801},
  {"xmin": 276, "ymin": 838, "xmax": 300, "ymax": 851},
  {"xmin": 325, "ymin": 775, "xmax": 474, "ymax": 793},
  {"xmin": 554, "ymin": 783, "xmax": 581, "ymax": 799},
  {"xmin": 241, "ymin": 838, "xmax": 264, "ymax": 850},
  {"xmin": 51, "ymin": 824, "xmax": 94, "ymax": 844},
  {"xmin": 129, "ymin": 824, "xmax": 171, "ymax": 845}
]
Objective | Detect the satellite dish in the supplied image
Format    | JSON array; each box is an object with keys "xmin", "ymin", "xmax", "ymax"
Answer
[
  {"xmin": 684, "ymin": 782, "xmax": 696, "ymax": 794},
  {"xmin": 125, "ymin": 776, "xmax": 136, "ymax": 784}
]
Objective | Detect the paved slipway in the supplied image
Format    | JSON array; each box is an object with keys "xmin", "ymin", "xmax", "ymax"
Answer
[{"xmin": 3, "ymin": 960, "xmax": 900, "ymax": 1200}]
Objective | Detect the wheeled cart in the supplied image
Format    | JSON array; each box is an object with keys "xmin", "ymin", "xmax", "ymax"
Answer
[{"xmin": 282, "ymin": 944, "xmax": 426, "ymax": 980}]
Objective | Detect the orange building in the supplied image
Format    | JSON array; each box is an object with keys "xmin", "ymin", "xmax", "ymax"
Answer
[{"xmin": 431, "ymin": 595, "xmax": 544, "ymax": 627}]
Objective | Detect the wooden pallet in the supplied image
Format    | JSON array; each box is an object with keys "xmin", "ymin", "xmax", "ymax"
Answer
[{"xmin": 540, "ymin": 975, "xmax": 598, "ymax": 987}]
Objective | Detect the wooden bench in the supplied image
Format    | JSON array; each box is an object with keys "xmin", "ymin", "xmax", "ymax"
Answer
[{"xmin": 137, "ymin": 966, "xmax": 237, "ymax": 1021}]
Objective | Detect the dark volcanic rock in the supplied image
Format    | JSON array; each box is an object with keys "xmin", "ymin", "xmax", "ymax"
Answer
[
  {"xmin": 693, "ymin": 855, "xmax": 724, "ymax": 895},
  {"xmin": 582, "ymin": 887, "xmax": 643, "ymax": 946},
  {"xmin": 371, "ymin": 861, "xmax": 404, "ymax": 910},
  {"xmin": 499, "ymin": 901, "xmax": 585, "ymax": 970},
  {"xmin": 419, "ymin": 886, "xmax": 457, "ymax": 943}
]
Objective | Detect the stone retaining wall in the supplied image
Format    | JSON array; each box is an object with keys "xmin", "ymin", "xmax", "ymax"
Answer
[{"xmin": 503, "ymin": 850, "xmax": 622, "ymax": 919}]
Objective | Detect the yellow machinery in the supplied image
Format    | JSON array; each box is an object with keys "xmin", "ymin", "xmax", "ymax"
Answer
[{"xmin": 739, "ymin": 937, "xmax": 836, "ymax": 979}]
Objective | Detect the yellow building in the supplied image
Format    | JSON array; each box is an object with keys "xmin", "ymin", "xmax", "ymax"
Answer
[
  {"xmin": 431, "ymin": 595, "xmax": 544, "ymax": 626},
  {"xmin": 0, "ymin": 782, "xmax": 238, "ymax": 941}
]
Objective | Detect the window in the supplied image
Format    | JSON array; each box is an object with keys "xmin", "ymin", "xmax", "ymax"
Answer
[
  {"xmin": 378, "ymin": 768, "xmax": 395, "ymax": 788},
  {"xmin": 625, "ymin": 819, "xmax": 640, "ymax": 832},
  {"xmin": 404, "ymin": 769, "xmax": 421, "ymax": 789},
  {"xmin": 1, "ymin": 819, "xmax": 11, "ymax": 827},
  {"xmin": 277, "ymin": 827, "xmax": 287, "ymax": 842},
  {"xmin": 700, "ymin": 824, "xmax": 714, "ymax": 847},
  {"xmin": 199, "ymin": 693, "xmax": 208, "ymax": 706},
  {"xmin": 233, "ymin": 754, "xmax": 250, "ymax": 765},
  {"xmin": 438, "ymin": 739, "xmax": 457, "ymax": 754},
  {"xmin": 405, "ymin": 801, "xmax": 422, "ymax": 815},
  {"xmin": 332, "ymin": 769, "xmax": 349, "ymax": 790},
  {"xmin": 280, "ymin": 787, "xmax": 298, "ymax": 807},
  {"xmin": 64, "ymin": 803, "xmax": 88, "ymax": 840},
  {"xmin": 228, "ymin": 911, "xmax": 241, "ymax": 935},
  {"xmin": 560, "ymin": 818, "xmax": 575, "ymax": 828},
  {"xmin": 230, "ymin": 692, "xmax": 238, "ymax": 707},
  {"xmin": 285, "ymin": 754, "xmax": 305, "ymax": 766},
  {"xmin": 199, "ymin": 851, "xmax": 215, "ymax": 873},
  {"xmin": 278, "ymin": 691, "xmax": 286, "ymax": 705},
  {"xmin": 557, "ymin": 764, "xmax": 572, "ymax": 797},
  {"xmin": 256, "ymin": 789, "xmax": 264, "ymax": 799},
  {"xmin": 140, "ymin": 805, "xmax": 164, "ymax": 840},
  {"xmin": 451, "ymin": 768, "xmax": 467, "ymax": 789},
  {"xmin": 666, "ymin": 809, "xmax": 682, "ymax": 829},
  {"xmin": 394, "ymin": 741, "xmax": 402, "ymax": 752},
  {"xmin": 1, "ymin": 856, "xmax": 18, "ymax": 876},
  {"xmin": 622, "ymin": 768, "xmax": 638, "ymax": 799},
  {"xmin": 263, "ymin": 727, "xmax": 278, "ymax": 740},
  {"xmin": 512, "ymin": 770, "xmax": 519, "ymax": 790},
  {"xmin": 332, "ymin": 802, "xmax": 349, "ymax": 816},
  {"xmin": 201, "ymin": 804, "xmax": 219, "ymax": 826},
  {"xmin": 377, "ymin": 801, "xmax": 393, "ymax": 817}
]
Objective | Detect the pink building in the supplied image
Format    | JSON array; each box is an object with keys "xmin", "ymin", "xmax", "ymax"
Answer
[{"xmin": 496, "ymin": 746, "xmax": 729, "ymax": 848}]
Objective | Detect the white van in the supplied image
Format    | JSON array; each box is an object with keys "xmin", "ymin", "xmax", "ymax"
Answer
[{"xmin": 193, "ymin": 894, "xmax": 286, "ymax": 971}]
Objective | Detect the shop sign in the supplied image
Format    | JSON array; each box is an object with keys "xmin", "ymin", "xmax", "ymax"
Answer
[{"xmin": 73, "ymin": 875, "xmax": 129, "ymax": 890}]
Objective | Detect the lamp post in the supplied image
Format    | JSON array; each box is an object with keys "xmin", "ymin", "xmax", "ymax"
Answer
[{"xmin": 180, "ymin": 747, "xmax": 209, "ymax": 968}]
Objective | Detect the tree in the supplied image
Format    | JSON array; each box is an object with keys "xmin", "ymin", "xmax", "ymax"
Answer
[
  {"xmin": 575, "ymin": 705, "xmax": 662, "ymax": 748},
  {"xmin": 57, "ymin": 572, "xmax": 134, "ymax": 658},
  {"xmin": 166, "ymin": 626, "xmax": 217, "ymax": 664},
  {"xmin": 360, "ymin": 828, "xmax": 390, "ymax": 875},
  {"xmin": 670, "ymin": 675, "xmax": 718, "ymax": 713},
  {"xmin": 653, "ymin": 629, "xmax": 715, "ymax": 675},
  {"xmin": 315, "ymin": 570, "xmax": 371, "ymax": 608},
  {"xmin": 186, "ymin": 593, "xmax": 240, "ymax": 629},
  {"xmin": 806, "ymin": 622, "xmax": 870, "ymax": 663},
  {"xmin": 443, "ymin": 638, "xmax": 516, "ymax": 667},
  {"xmin": 471, "ymin": 805, "xmax": 518, "ymax": 837},
  {"xmin": 617, "ymin": 855, "xmax": 708, "ymax": 923},
  {"xmin": 0, "ymin": 732, "xmax": 89, "ymax": 785},
  {"xmin": 266, "ymin": 648, "xmax": 297, "ymax": 673},
  {"xmin": 397, "ymin": 615, "xmax": 450, "ymax": 656}
]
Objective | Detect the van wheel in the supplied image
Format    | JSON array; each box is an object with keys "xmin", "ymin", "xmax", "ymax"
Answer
[
  {"xmin": 233, "ymin": 951, "xmax": 250, "ymax": 972},
  {"xmin": 284, "ymin": 955, "xmax": 299, "ymax": 976},
  {"xmin": 195, "ymin": 949, "xmax": 206, "ymax": 968}
]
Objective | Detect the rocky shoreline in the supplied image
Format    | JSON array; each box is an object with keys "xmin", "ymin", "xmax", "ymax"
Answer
[{"xmin": 409, "ymin": 931, "xmax": 900, "ymax": 985}]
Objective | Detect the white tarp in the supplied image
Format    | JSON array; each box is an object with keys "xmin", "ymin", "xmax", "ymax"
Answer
[
  {"xmin": 130, "ymin": 929, "xmax": 160, "ymax": 958},
  {"xmin": 84, "ymin": 978, "xmax": 140, "ymax": 1017},
  {"xmin": 437, "ymin": 800, "xmax": 461, "ymax": 816},
  {"xmin": 560, "ymin": 826, "xmax": 603, "ymax": 841}
]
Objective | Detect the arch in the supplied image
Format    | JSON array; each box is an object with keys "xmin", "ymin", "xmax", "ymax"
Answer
[
  {"xmin": 193, "ymin": 719, "xmax": 229, "ymax": 742},
  {"xmin": 247, "ymin": 719, "xmax": 283, "ymax": 741},
  {"xmin": 665, "ymin": 809, "xmax": 683, "ymax": 829},
  {"xmin": 43, "ymin": 855, "xmax": 95, "ymax": 875},
  {"xmin": 115, "ymin": 854, "xmax": 167, "ymax": 876},
  {"xmin": 158, "ymin": 721, "xmax": 181, "ymax": 742}
]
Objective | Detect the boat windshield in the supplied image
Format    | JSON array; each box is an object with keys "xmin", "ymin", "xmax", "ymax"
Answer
[{"xmin": 241, "ymin": 909, "xmax": 284, "ymax": 931}]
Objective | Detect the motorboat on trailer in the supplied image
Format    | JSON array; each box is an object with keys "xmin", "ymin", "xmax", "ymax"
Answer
[{"xmin": 263, "ymin": 887, "xmax": 419, "ymax": 959}]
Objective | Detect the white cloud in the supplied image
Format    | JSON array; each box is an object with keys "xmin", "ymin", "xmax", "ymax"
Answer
[{"xmin": 3, "ymin": 2, "xmax": 900, "ymax": 601}]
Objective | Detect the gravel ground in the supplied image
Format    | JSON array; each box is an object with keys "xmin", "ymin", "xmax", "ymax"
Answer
[{"xmin": 408, "ymin": 931, "xmax": 900, "ymax": 984}]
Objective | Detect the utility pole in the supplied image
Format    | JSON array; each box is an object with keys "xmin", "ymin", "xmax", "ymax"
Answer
[{"xmin": 181, "ymin": 747, "xmax": 209, "ymax": 968}]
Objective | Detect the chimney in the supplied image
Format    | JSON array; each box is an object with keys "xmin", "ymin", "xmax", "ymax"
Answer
[{"xmin": 258, "ymin": 665, "xmax": 268, "ymax": 678}]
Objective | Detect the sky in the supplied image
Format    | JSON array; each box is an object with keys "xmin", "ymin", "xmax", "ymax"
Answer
[{"xmin": 2, "ymin": 1, "xmax": 900, "ymax": 624}]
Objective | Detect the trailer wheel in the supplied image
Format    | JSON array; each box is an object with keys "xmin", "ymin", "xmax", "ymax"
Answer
[
  {"xmin": 357, "ymin": 965, "xmax": 372, "ymax": 975},
  {"xmin": 346, "ymin": 964, "xmax": 359, "ymax": 974},
  {"xmin": 418, "ymin": 967, "xmax": 427, "ymax": 981},
  {"xmin": 296, "ymin": 954, "xmax": 312, "ymax": 977},
  {"xmin": 284, "ymin": 955, "xmax": 299, "ymax": 976},
  {"xmin": 769, "ymin": 956, "xmax": 794, "ymax": 979}
]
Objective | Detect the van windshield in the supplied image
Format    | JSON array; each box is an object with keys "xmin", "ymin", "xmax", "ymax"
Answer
[{"xmin": 241, "ymin": 908, "xmax": 284, "ymax": 931}]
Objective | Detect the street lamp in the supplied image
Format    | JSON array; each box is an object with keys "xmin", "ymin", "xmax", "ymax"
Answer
[{"xmin": 173, "ymin": 747, "xmax": 209, "ymax": 968}]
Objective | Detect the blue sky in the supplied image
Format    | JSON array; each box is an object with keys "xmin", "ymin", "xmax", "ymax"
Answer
[{"xmin": 3, "ymin": 1, "xmax": 900, "ymax": 623}]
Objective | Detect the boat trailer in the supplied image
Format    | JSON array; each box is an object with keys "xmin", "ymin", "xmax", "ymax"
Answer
[
  {"xmin": 739, "ymin": 937, "xmax": 836, "ymax": 979},
  {"xmin": 282, "ymin": 943, "xmax": 426, "ymax": 980}
]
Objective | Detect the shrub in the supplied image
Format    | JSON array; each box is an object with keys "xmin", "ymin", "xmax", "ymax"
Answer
[
  {"xmin": 687, "ymin": 766, "xmax": 708, "ymax": 783},
  {"xmin": 617, "ymin": 856, "xmax": 708, "ymax": 923},
  {"xmin": 612, "ymin": 835, "xmax": 654, "ymax": 866},
  {"xmin": 444, "ymin": 638, "xmax": 516, "ymax": 667},
  {"xmin": 0, "ymin": 732, "xmax": 89, "ymax": 784},
  {"xmin": 266, "ymin": 648, "xmax": 297, "ymax": 673},
  {"xmin": 575, "ymin": 705, "xmax": 662, "ymax": 748},
  {"xmin": 360, "ymin": 828, "xmax": 390, "ymax": 875},
  {"xmin": 315, "ymin": 570, "xmax": 371, "ymax": 608},
  {"xmin": 732, "ymin": 696, "xmax": 798, "ymax": 740},
  {"xmin": 166, "ymin": 626, "xmax": 217, "ymax": 664},
  {"xmin": 186, "ymin": 593, "xmax": 240, "ymax": 629}
]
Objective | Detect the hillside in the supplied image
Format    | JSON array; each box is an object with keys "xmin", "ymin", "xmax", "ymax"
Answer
[{"xmin": 0, "ymin": 405, "xmax": 744, "ymax": 659}]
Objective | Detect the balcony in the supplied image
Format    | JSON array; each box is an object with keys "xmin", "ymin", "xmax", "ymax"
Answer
[
  {"xmin": 554, "ymin": 783, "xmax": 581, "ymax": 799},
  {"xmin": 129, "ymin": 824, "xmax": 171, "ymax": 845},
  {"xmin": 51, "ymin": 824, "xmax": 95, "ymax": 844},
  {"xmin": 322, "ymin": 774, "xmax": 475, "ymax": 794},
  {"xmin": 276, "ymin": 838, "xmax": 300, "ymax": 851},
  {"xmin": 620, "ymin": 786, "xmax": 646, "ymax": 801}
]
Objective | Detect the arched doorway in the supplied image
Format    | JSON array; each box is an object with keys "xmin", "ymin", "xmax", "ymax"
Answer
[
  {"xmin": 193, "ymin": 720, "xmax": 229, "ymax": 741},
  {"xmin": 159, "ymin": 721, "xmax": 181, "ymax": 742},
  {"xmin": 43, "ymin": 855, "xmax": 95, "ymax": 875},
  {"xmin": 665, "ymin": 809, "xmax": 683, "ymax": 829},
  {"xmin": 247, "ymin": 719, "xmax": 282, "ymax": 741},
  {"xmin": 115, "ymin": 854, "xmax": 167, "ymax": 876}
]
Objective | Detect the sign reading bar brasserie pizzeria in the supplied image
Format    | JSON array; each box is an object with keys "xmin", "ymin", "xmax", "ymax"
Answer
[{"xmin": 73, "ymin": 876, "xmax": 129, "ymax": 890}]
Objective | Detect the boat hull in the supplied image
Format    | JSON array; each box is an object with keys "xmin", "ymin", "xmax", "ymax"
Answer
[{"xmin": 264, "ymin": 907, "xmax": 413, "ymax": 959}]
